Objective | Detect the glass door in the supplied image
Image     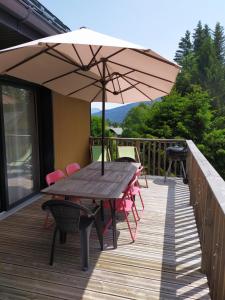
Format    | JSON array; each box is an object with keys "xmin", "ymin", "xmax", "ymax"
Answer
[{"xmin": 1, "ymin": 84, "xmax": 39, "ymax": 208}]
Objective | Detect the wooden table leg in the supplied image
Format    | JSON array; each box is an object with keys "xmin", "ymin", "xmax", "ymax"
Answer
[{"xmin": 109, "ymin": 199, "xmax": 117, "ymax": 249}]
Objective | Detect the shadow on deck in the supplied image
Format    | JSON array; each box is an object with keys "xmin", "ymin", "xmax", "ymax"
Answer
[{"xmin": 0, "ymin": 177, "xmax": 210, "ymax": 299}]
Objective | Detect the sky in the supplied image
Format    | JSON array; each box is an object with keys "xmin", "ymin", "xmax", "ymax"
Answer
[{"xmin": 40, "ymin": 0, "xmax": 225, "ymax": 109}]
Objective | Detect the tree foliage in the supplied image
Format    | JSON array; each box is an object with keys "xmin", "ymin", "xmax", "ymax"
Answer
[
  {"xmin": 123, "ymin": 88, "xmax": 212, "ymax": 143},
  {"xmin": 174, "ymin": 30, "xmax": 192, "ymax": 65},
  {"xmin": 91, "ymin": 116, "xmax": 112, "ymax": 137},
  {"xmin": 122, "ymin": 21, "xmax": 225, "ymax": 179}
]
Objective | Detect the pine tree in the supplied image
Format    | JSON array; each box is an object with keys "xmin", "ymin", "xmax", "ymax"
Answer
[
  {"xmin": 213, "ymin": 22, "xmax": 225, "ymax": 63},
  {"xmin": 193, "ymin": 21, "xmax": 204, "ymax": 52},
  {"xmin": 195, "ymin": 35, "xmax": 217, "ymax": 88},
  {"xmin": 203, "ymin": 24, "xmax": 211, "ymax": 39},
  {"xmin": 174, "ymin": 30, "xmax": 192, "ymax": 65}
]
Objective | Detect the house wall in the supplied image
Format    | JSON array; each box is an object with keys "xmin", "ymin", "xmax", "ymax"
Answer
[{"xmin": 52, "ymin": 92, "xmax": 90, "ymax": 170}]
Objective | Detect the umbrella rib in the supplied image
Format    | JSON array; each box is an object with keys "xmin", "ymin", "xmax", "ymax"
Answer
[
  {"xmin": 3, "ymin": 43, "xmax": 60, "ymax": 73},
  {"xmin": 48, "ymin": 46, "xmax": 82, "ymax": 69},
  {"xmin": 116, "ymin": 76, "xmax": 124, "ymax": 104},
  {"xmin": 88, "ymin": 48, "xmax": 126, "ymax": 69},
  {"xmin": 105, "ymin": 70, "xmax": 133, "ymax": 84},
  {"xmin": 131, "ymin": 48, "xmax": 180, "ymax": 68},
  {"xmin": 91, "ymin": 89, "xmax": 102, "ymax": 103},
  {"xmin": 105, "ymin": 63, "xmax": 116, "ymax": 93},
  {"xmin": 103, "ymin": 48, "xmax": 126, "ymax": 61},
  {"xmin": 123, "ymin": 76, "xmax": 153, "ymax": 100},
  {"xmin": 88, "ymin": 46, "xmax": 102, "ymax": 67},
  {"xmin": 45, "ymin": 51, "xmax": 79, "ymax": 67},
  {"xmin": 124, "ymin": 74, "xmax": 168, "ymax": 94},
  {"xmin": 89, "ymin": 45, "xmax": 102, "ymax": 77},
  {"xmin": 67, "ymin": 79, "xmax": 101, "ymax": 96},
  {"xmin": 72, "ymin": 69, "xmax": 101, "ymax": 82},
  {"xmin": 107, "ymin": 60, "xmax": 175, "ymax": 84},
  {"xmin": 42, "ymin": 68, "xmax": 79, "ymax": 85},
  {"xmin": 43, "ymin": 63, "xmax": 101, "ymax": 86},
  {"xmin": 72, "ymin": 44, "xmax": 85, "ymax": 67}
]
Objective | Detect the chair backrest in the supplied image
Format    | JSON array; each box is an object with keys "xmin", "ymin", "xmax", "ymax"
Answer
[
  {"xmin": 127, "ymin": 176, "xmax": 139, "ymax": 194},
  {"xmin": 117, "ymin": 146, "xmax": 140, "ymax": 162},
  {"xmin": 66, "ymin": 163, "xmax": 81, "ymax": 176},
  {"xmin": 114, "ymin": 157, "xmax": 136, "ymax": 162},
  {"xmin": 135, "ymin": 166, "xmax": 144, "ymax": 177},
  {"xmin": 42, "ymin": 200, "xmax": 91, "ymax": 233},
  {"xmin": 46, "ymin": 169, "xmax": 66, "ymax": 186},
  {"xmin": 91, "ymin": 145, "xmax": 111, "ymax": 162}
]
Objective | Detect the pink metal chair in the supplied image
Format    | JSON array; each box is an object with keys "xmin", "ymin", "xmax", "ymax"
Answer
[
  {"xmin": 46, "ymin": 169, "xmax": 66, "ymax": 186},
  {"xmin": 104, "ymin": 185, "xmax": 139, "ymax": 242},
  {"xmin": 44, "ymin": 169, "xmax": 66, "ymax": 228},
  {"xmin": 65, "ymin": 162, "xmax": 81, "ymax": 176},
  {"xmin": 131, "ymin": 167, "xmax": 145, "ymax": 212}
]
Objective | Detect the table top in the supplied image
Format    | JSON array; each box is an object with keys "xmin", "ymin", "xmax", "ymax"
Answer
[{"xmin": 41, "ymin": 162, "xmax": 140, "ymax": 200}]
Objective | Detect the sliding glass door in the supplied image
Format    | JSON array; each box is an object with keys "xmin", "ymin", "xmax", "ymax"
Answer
[{"xmin": 1, "ymin": 83, "xmax": 39, "ymax": 208}]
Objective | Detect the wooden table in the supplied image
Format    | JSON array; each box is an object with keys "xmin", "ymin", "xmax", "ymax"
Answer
[{"xmin": 41, "ymin": 161, "xmax": 140, "ymax": 248}]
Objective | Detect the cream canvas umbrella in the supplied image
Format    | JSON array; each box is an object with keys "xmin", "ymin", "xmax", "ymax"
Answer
[{"xmin": 0, "ymin": 27, "xmax": 180, "ymax": 174}]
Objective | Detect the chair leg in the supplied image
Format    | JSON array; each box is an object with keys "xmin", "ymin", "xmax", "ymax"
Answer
[
  {"xmin": 80, "ymin": 224, "xmax": 93, "ymax": 271},
  {"xmin": 59, "ymin": 231, "xmax": 67, "ymax": 244},
  {"xmin": 43, "ymin": 211, "xmax": 50, "ymax": 228},
  {"xmin": 50, "ymin": 227, "xmax": 57, "ymax": 265},
  {"xmin": 94, "ymin": 219, "xmax": 103, "ymax": 250},
  {"xmin": 43, "ymin": 211, "xmax": 55, "ymax": 229},
  {"xmin": 103, "ymin": 217, "xmax": 112, "ymax": 235},
  {"xmin": 100, "ymin": 200, "xmax": 104, "ymax": 222},
  {"xmin": 132, "ymin": 196, "xmax": 140, "ymax": 221},
  {"xmin": 122, "ymin": 202, "xmax": 135, "ymax": 242},
  {"xmin": 144, "ymin": 175, "xmax": 148, "ymax": 188},
  {"xmin": 138, "ymin": 191, "xmax": 144, "ymax": 211}
]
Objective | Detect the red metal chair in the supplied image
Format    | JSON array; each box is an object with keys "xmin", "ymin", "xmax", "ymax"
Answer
[
  {"xmin": 65, "ymin": 162, "xmax": 81, "ymax": 176},
  {"xmin": 104, "ymin": 185, "xmax": 139, "ymax": 242},
  {"xmin": 44, "ymin": 169, "xmax": 66, "ymax": 228}
]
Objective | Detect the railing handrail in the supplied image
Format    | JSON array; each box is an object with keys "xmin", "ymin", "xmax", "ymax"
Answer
[
  {"xmin": 90, "ymin": 136, "xmax": 187, "ymax": 177},
  {"xmin": 187, "ymin": 140, "xmax": 225, "ymax": 214},
  {"xmin": 90, "ymin": 136, "xmax": 186, "ymax": 142}
]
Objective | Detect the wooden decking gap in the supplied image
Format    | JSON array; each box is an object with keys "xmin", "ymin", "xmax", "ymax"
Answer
[{"xmin": 0, "ymin": 177, "xmax": 210, "ymax": 299}]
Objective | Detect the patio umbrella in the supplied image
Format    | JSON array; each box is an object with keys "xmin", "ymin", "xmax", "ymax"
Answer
[{"xmin": 0, "ymin": 27, "xmax": 180, "ymax": 175}]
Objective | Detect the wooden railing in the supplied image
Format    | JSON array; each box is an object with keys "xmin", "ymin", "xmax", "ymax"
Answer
[
  {"xmin": 186, "ymin": 140, "xmax": 225, "ymax": 300},
  {"xmin": 91, "ymin": 136, "xmax": 225, "ymax": 298},
  {"xmin": 90, "ymin": 137, "xmax": 186, "ymax": 176}
]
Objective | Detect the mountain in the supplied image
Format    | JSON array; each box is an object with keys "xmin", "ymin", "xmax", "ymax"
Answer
[
  {"xmin": 92, "ymin": 101, "xmax": 154, "ymax": 123},
  {"xmin": 91, "ymin": 107, "xmax": 101, "ymax": 114}
]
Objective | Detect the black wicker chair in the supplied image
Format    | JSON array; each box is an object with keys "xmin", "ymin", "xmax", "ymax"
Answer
[
  {"xmin": 114, "ymin": 157, "xmax": 136, "ymax": 162},
  {"xmin": 42, "ymin": 200, "xmax": 103, "ymax": 271}
]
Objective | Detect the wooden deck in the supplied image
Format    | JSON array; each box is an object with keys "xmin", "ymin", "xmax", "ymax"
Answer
[{"xmin": 0, "ymin": 177, "xmax": 210, "ymax": 299}]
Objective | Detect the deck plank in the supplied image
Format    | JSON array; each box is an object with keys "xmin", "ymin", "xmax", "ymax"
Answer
[{"xmin": 0, "ymin": 177, "xmax": 210, "ymax": 299}]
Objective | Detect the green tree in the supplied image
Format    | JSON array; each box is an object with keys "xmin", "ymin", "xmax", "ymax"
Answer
[
  {"xmin": 122, "ymin": 88, "xmax": 212, "ymax": 144},
  {"xmin": 193, "ymin": 21, "xmax": 204, "ymax": 52},
  {"xmin": 213, "ymin": 22, "xmax": 225, "ymax": 63},
  {"xmin": 175, "ymin": 52, "xmax": 197, "ymax": 95},
  {"xmin": 174, "ymin": 30, "xmax": 192, "ymax": 65},
  {"xmin": 122, "ymin": 103, "xmax": 152, "ymax": 138},
  {"xmin": 200, "ymin": 129, "xmax": 225, "ymax": 178},
  {"xmin": 145, "ymin": 88, "xmax": 211, "ymax": 142},
  {"xmin": 91, "ymin": 116, "xmax": 111, "ymax": 137}
]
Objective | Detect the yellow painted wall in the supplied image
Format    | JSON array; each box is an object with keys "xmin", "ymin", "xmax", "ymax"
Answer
[{"xmin": 52, "ymin": 92, "xmax": 90, "ymax": 170}]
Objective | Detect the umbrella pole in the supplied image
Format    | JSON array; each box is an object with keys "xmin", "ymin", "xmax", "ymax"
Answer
[{"xmin": 101, "ymin": 58, "xmax": 107, "ymax": 176}]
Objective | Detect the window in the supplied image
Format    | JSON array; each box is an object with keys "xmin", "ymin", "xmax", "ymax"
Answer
[{"xmin": 1, "ymin": 84, "xmax": 39, "ymax": 207}]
